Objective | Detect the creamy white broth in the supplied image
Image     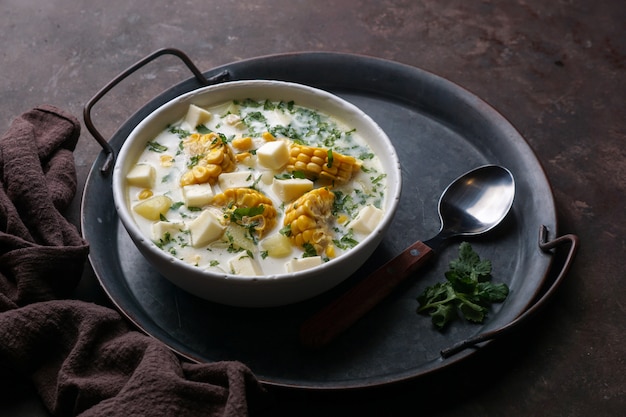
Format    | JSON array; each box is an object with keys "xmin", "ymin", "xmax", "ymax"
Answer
[{"xmin": 125, "ymin": 99, "xmax": 388, "ymax": 277}]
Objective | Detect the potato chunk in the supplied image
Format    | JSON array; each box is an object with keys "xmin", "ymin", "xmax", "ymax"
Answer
[
  {"xmin": 133, "ymin": 195, "xmax": 172, "ymax": 220},
  {"xmin": 260, "ymin": 233, "xmax": 292, "ymax": 258}
]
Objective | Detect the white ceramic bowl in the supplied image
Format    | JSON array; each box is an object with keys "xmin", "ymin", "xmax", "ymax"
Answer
[{"xmin": 113, "ymin": 80, "xmax": 402, "ymax": 307}]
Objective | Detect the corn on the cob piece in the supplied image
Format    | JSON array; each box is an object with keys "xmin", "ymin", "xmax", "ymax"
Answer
[
  {"xmin": 212, "ymin": 188, "xmax": 277, "ymax": 238},
  {"xmin": 180, "ymin": 132, "xmax": 236, "ymax": 186},
  {"xmin": 283, "ymin": 187, "xmax": 336, "ymax": 257},
  {"xmin": 286, "ymin": 144, "xmax": 361, "ymax": 184}
]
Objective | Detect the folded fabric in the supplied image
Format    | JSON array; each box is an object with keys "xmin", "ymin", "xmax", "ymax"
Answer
[{"xmin": 0, "ymin": 106, "xmax": 264, "ymax": 417}]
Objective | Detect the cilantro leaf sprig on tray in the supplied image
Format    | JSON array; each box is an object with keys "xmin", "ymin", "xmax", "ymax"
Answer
[{"xmin": 417, "ymin": 242, "xmax": 509, "ymax": 330}]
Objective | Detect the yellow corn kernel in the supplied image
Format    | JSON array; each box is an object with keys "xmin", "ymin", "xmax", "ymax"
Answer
[
  {"xmin": 235, "ymin": 152, "xmax": 252, "ymax": 163},
  {"xmin": 192, "ymin": 165, "xmax": 211, "ymax": 183},
  {"xmin": 286, "ymin": 144, "xmax": 361, "ymax": 184},
  {"xmin": 180, "ymin": 171, "xmax": 196, "ymax": 186},
  {"xmin": 138, "ymin": 189, "xmax": 153, "ymax": 200},
  {"xmin": 232, "ymin": 136, "xmax": 252, "ymax": 150},
  {"xmin": 212, "ymin": 188, "xmax": 277, "ymax": 238},
  {"xmin": 204, "ymin": 148, "xmax": 225, "ymax": 164},
  {"xmin": 160, "ymin": 155, "xmax": 174, "ymax": 167},
  {"xmin": 262, "ymin": 131, "xmax": 276, "ymax": 141},
  {"xmin": 337, "ymin": 214, "xmax": 349, "ymax": 224},
  {"xmin": 199, "ymin": 132, "xmax": 218, "ymax": 144},
  {"xmin": 283, "ymin": 187, "xmax": 336, "ymax": 256}
]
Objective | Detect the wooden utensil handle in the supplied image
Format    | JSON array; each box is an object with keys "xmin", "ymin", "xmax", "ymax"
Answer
[{"xmin": 299, "ymin": 240, "xmax": 434, "ymax": 349}]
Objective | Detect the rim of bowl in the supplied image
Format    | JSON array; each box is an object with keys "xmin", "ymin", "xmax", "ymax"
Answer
[{"xmin": 112, "ymin": 79, "xmax": 402, "ymax": 284}]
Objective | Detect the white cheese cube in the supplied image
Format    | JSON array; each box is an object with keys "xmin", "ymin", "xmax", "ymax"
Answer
[
  {"xmin": 286, "ymin": 256, "xmax": 322, "ymax": 273},
  {"xmin": 151, "ymin": 221, "xmax": 185, "ymax": 241},
  {"xmin": 182, "ymin": 104, "xmax": 212, "ymax": 130},
  {"xmin": 350, "ymin": 205, "xmax": 384, "ymax": 234},
  {"xmin": 218, "ymin": 171, "xmax": 254, "ymax": 190},
  {"xmin": 272, "ymin": 178, "xmax": 314, "ymax": 202},
  {"xmin": 229, "ymin": 253, "xmax": 262, "ymax": 276},
  {"xmin": 257, "ymin": 140, "xmax": 289, "ymax": 170},
  {"xmin": 126, "ymin": 164, "xmax": 155, "ymax": 188},
  {"xmin": 183, "ymin": 183, "xmax": 214, "ymax": 207},
  {"xmin": 188, "ymin": 210, "xmax": 225, "ymax": 248}
]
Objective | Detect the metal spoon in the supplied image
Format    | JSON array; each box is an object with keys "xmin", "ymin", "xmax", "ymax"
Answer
[{"xmin": 300, "ymin": 164, "xmax": 515, "ymax": 349}]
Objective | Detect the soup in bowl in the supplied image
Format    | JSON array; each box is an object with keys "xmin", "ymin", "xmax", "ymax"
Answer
[{"xmin": 112, "ymin": 80, "xmax": 401, "ymax": 307}]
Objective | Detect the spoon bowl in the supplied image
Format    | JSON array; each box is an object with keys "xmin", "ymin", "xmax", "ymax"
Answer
[
  {"xmin": 301, "ymin": 165, "xmax": 515, "ymax": 349},
  {"xmin": 428, "ymin": 165, "xmax": 515, "ymax": 250}
]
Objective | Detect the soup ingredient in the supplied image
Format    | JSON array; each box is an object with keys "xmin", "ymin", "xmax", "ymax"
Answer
[
  {"xmin": 286, "ymin": 256, "xmax": 322, "ymax": 273},
  {"xmin": 126, "ymin": 98, "xmax": 389, "ymax": 276},
  {"xmin": 350, "ymin": 204, "xmax": 384, "ymax": 234},
  {"xmin": 260, "ymin": 233, "xmax": 292, "ymax": 258},
  {"xmin": 283, "ymin": 187, "xmax": 336, "ymax": 258},
  {"xmin": 272, "ymin": 177, "xmax": 314, "ymax": 202},
  {"xmin": 286, "ymin": 143, "xmax": 361, "ymax": 183},
  {"xmin": 213, "ymin": 188, "xmax": 277, "ymax": 239},
  {"xmin": 188, "ymin": 209, "xmax": 225, "ymax": 247},
  {"xmin": 179, "ymin": 132, "xmax": 236, "ymax": 186},
  {"xmin": 126, "ymin": 164, "xmax": 156, "ymax": 188},
  {"xmin": 133, "ymin": 195, "xmax": 173, "ymax": 221},
  {"xmin": 416, "ymin": 242, "xmax": 509, "ymax": 330},
  {"xmin": 257, "ymin": 140, "xmax": 290, "ymax": 170}
]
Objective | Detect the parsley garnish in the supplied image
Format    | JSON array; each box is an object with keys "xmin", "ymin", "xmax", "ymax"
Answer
[
  {"xmin": 167, "ymin": 126, "xmax": 191, "ymax": 139},
  {"xmin": 147, "ymin": 141, "xmax": 168, "ymax": 153},
  {"xmin": 333, "ymin": 232, "xmax": 359, "ymax": 250},
  {"xmin": 327, "ymin": 149, "xmax": 334, "ymax": 168},
  {"xmin": 187, "ymin": 154, "xmax": 204, "ymax": 168},
  {"xmin": 230, "ymin": 205, "xmax": 265, "ymax": 223},
  {"xmin": 417, "ymin": 242, "xmax": 509, "ymax": 330},
  {"xmin": 302, "ymin": 242, "xmax": 318, "ymax": 258},
  {"xmin": 279, "ymin": 224, "xmax": 292, "ymax": 237},
  {"xmin": 196, "ymin": 124, "xmax": 212, "ymax": 134}
]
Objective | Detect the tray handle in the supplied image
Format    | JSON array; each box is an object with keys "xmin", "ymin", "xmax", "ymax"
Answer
[
  {"xmin": 83, "ymin": 48, "xmax": 230, "ymax": 175},
  {"xmin": 440, "ymin": 225, "xmax": 579, "ymax": 358}
]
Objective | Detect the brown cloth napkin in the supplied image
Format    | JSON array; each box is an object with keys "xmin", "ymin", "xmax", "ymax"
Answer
[{"xmin": 0, "ymin": 106, "xmax": 264, "ymax": 416}]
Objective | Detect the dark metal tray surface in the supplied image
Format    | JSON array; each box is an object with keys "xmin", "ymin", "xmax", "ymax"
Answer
[{"xmin": 81, "ymin": 50, "xmax": 568, "ymax": 389}]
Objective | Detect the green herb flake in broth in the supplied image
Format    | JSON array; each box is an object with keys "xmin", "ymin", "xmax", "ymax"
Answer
[{"xmin": 147, "ymin": 141, "xmax": 168, "ymax": 153}]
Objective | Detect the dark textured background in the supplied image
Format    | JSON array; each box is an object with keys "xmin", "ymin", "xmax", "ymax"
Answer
[{"xmin": 1, "ymin": 1, "xmax": 624, "ymax": 416}]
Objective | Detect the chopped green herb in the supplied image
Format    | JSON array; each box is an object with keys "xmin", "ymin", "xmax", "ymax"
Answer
[
  {"xmin": 168, "ymin": 126, "xmax": 191, "ymax": 139},
  {"xmin": 196, "ymin": 124, "xmax": 212, "ymax": 134},
  {"xmin": 279, "ymin": 224, "xmax": 292, "ymax": 237},
  {"xmin": 155, "ymin": 232, "xmax": 174, "ymax": 249},
  {"xmin": 230, "ymin": 205, "xmax": 265, "ymax": 223},
  {"xmin": 417, "ymin": 242, "xmax": 509, "ymax": 330},
  {"xmin": 187, "ymin": 154, "xmax": 204, "ymax": 168},
  {"xmin": 333, "ymin": 231, "xmax": 359, "ymax": 250},
  {"xmin": 147, "ymin": 141, "xmax": 168, "ymax": 153},
  {"xmin": 327, "ymin": 149, "xmax": 334, "ymax": 168},
  {"xmin": 302, "ymin": 242, "xmax": 317, "ymax": 258},
  {"xmin": 170, "ymin": 201, "xmax": 185, "ymax": 210},
  {"xmin": 371, "ymin": 174, "xmax": 387, "ymax": 184}
]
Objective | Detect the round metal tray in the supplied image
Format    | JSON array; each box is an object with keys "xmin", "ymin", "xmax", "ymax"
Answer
[{"xmin": 81, "ymin": 50, "xmax": 565, "ymax": 389}]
